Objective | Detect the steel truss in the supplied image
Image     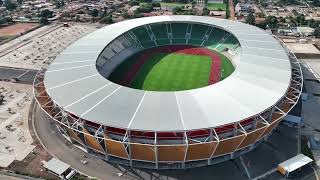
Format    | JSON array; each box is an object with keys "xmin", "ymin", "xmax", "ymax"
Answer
[{"xmin": 33, "ymin": 39, "xmax": 303, "ymax": 169}]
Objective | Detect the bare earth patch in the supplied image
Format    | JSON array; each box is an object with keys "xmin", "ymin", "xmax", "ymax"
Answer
[{"xmin": 0, "ymin": 23, "xmax": 39, "ymax": 36}]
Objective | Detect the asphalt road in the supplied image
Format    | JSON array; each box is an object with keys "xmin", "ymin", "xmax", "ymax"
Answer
[
  {"xmin": 32, "ymin": 103, "xmax": 248, "ymax": 180},
  {"xmin": 32, "ymin": 102, "xmax": 316, "ymax": 180},
  {"xmin": 0, "ymin": 174, "xmax": 26, "ymax": 180},
  {"xmin": 0, "ymin": 67, "xmax": 37, "ymax": 84}
]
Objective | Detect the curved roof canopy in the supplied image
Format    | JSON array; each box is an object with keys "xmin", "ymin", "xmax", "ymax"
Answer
[{"xmin": 44, "ymin": 15, "xmax": 291, "ymax": 132}]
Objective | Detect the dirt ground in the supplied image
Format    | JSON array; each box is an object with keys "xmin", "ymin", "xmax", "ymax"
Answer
[
  {"xmin": 0, "ymin": 23, "xmax": 39, "ymax": 36},
  {"xmin": 0, "ymin": 24, "xmax": 97, "ymax": 69},
  {"xmin": 5, "ymin": 100, "xmax": 58, "ymax": 180},
  {"xmin": 0, "ymin": 81, "xmax": 57, "ymax": 179},
  {"xmin": 6, "ymin": 145, "xmax": 58, "ymax": 180}
]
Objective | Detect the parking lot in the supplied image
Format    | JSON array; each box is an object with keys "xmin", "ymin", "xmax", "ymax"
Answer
[
  {"xmin": 0, "ymin": 23, "xmax": 97, "ymax": 70},
  {"xmin": 0, "ymin": 82, "xmax": 34, "ymax": 168}
]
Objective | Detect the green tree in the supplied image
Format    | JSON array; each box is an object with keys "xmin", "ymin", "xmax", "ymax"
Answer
[
  {"xmin": 129, "ymin": 0, "xmax": 139, "ymax": 6},
  {"xmin": 202, "ymin": 7, "xmax": 210, "ymax": 16},
  {"xmin": 77, "ymin": 10, "xmax": 85, "ymax": 14},
  {"xmin": 172, "ymin": 6, "xmax": 182, "ymax": 14},
  {"xmin": 139, "ymin": 3, "xmax": 153, "ymax": 13},
  {"xmin": 232, "ymin": 0, "xmax": 238, "ymax": 5},
  {"xmin": 141, "ymin": 0, "xmax": 152, "ymax": 3},
  {"xmin": 54, "ymin": 0, "xmax": 65, "ymax": 8},
  {"xmin": 4, "ymin": 0, "xmax": 16, "ymax": 11},
  {"xmin": 151, "ymin": 2, "xmax": 160, "ymax": 7},
  {"xmin": 75, "ymin": 15, "xmax": 80, "ymax": 22},
  {"xmin": 122, "ymin": 12, "xmax": 129, "ymax": 19},
  {"xmin": 191, "ymin": 1, "xmax": 196, "ymax": 8},
  {"xmin": 101, "ymin": 15, "xmax": 113, "ymax": 24},
  {"xmin": 313, "ymin": 27, "xmax": 320, "ymax": 37},
  {"xmin": 314, "ymin": 0, "xmax": 320, "ymax": 6},
  {"xmin": 0, "ymin": 16, "xmax": 12, "ymax": 24},
  {"xmin": 133, "ymin": 9, "xmax": 142, "ymax": 18},
  {"xmin": 25, "ymin": 14, "xmax": 32, "ymax": 19},
  {"xmin": 5, "ymin": 16, "xmax": 12, "ymax": 23},
  {"xmin": 0, "ymin": 0, "xmax": 3, "ymax": 6},
  {"xmin": 39, "ymin": 9, "xmax": 53, "ymax": 18},
  {"xmin": 17, "ymin": 0, "xmax": 22, "ymax": 5},
  {"xmin": 39, "ymin": 17, "xmax": 49, "ymax": 25},
  {"xmin": 177, "ymin": 0, "xmax": 188, "ymax": 3},
  {"xmin": 0, "ymin": 18, "xmax": 5, "ymax": 25},
  {"xmin": 246, "ymin": 13, "xmax": 255, "ymax": 25},
  {"xmin": 266, "ymin": 16, "xmax": 278, "ymax": 28},
  {"xmin": 295, "ymin": 14, "xmax": 306, "ymax": 25},
  {"xmin": 287, "ymin": 15, "xmax": 297, "ymax": 26},
  {"xmin": 91, "ymin": 9, "xmax": 99, "ymax": 17},
  {"xmin": 309, "ymin": 19, "xmax": 320, "ymax": 28}
]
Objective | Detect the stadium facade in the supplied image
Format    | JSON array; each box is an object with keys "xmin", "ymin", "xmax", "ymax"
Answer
[{"xmin": 33, "ymin": 16, "xmax": 303, "ymax": 169}]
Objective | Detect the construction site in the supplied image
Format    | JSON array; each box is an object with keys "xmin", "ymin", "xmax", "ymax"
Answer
[{"xmin": 0, "ymin": 22, "xmax": 98, "ymax": 179}]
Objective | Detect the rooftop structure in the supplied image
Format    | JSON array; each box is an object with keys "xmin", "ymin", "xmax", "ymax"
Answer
[
  {"xmin": 235, "ymin": 3, "xmax": 252, "ymax": 13},
  {"xmin": 33, "ymin": 15, "xmax": 303, "ymax": 169},
  {"xmin": 43, "ymin": 158, "xmax": 70, "ymax": 176}
]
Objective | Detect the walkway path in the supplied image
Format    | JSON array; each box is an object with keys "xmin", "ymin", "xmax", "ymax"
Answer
[{"xmin": 229, "ymin": 0, "xmax": 236, "ymax": 20}]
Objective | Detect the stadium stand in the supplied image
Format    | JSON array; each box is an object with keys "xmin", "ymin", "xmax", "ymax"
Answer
[
  {"xmin": 221, "ymin": 35, "xmax": 240, "ymax": 50},
  {"xmin": 150, "ymin": 23, "xmax": 169, "ymax": 39},
  {"xmin": 97, "ymin": 22, "xmax": 240, "ymax": 80},
  {"xmin": 190, "ymin": 24, "xmax": 208, "ymax": 40},
  {"xmin": 151, "ymin": 23, "xmax": 171, "ymax": 46},
  {"xmin": 121, "ymin": 22, "xmax": 239, "ymax": 53},
  {"xmin": 171, "ymin": 23, "xmax": 188, "ymax": 39}
]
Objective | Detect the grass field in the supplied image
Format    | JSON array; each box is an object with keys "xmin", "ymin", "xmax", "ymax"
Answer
[
  {"xmin": 218, "ymin": 53, "xmax": 235, "ymax": 80},
  {"xmin": 109, "ymin": 47, "xmax": 235, "ymax": 91},
  {"xmin": 131, "ymin": 53, "xmax": 211, "ymax": 91},
  {"xmin": 206, "ymin": 3, "xmax": 227, "ymax": 11},
  {"xmin": 108, "ymin": 52, "xmax": 143, "ymax": 83}
]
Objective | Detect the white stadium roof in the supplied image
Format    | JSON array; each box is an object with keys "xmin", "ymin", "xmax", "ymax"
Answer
[{"xmin": 44, "ymin": 15, "xmax": 291, "ymax": 132}]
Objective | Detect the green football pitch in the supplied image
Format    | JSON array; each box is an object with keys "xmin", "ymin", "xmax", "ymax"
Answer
[
  {"xmin": 108, "ymin": 50, "xmax": 235, "ymax": 91},
  {"xmin": 131, "ymin": 53, "xmax": 212, "ymax": 91},
  {"xmin": 218, "ymin": 52, "xmax": 235, "ymax": 80}
]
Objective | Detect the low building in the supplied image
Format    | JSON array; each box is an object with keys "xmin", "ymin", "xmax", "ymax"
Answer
[
  {"xmin": 197, "ymin": 0, "xmax": 223, "ymax": 4},
  {"xmin": 278, "ymin": 154, "xmax": 313, "ymax": 178},
  {"xmin": 128, "ymin": 5, "xmax": 140, "ymax": 16},
  {"xmin": 235, "ymin": 3, "xmax": 251, "ymax": 13},
  {"xmin": 43, "ymin": 158, "xmax": 76, "ymax": 179},
  {"xmin": 296, "ymin": 27, "xmax": 315, "ymax": 37},
  {"xmin": 207, "ymin": 0, "xmax": 223, "ymax": 3},
  {"xmin": 209, "ymin": 10, "xmax": 226, "ymax": 18}
]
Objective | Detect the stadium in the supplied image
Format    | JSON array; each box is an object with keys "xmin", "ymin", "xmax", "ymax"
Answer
[{"xmin": 33, "ymin": 16, "xmax": 303, "ymax": 169}]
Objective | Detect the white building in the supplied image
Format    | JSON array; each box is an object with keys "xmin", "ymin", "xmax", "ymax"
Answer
[
  {"xmin": 235, "ymin": 3, "xmax": 251, "ymax": 13},
  {"xmin": 296, "ymin": 26, "xmax": 315, "ymax": 37},
  {"xmin": 196, "ymin": 0, "xmax": 223, "ymax": 4}
]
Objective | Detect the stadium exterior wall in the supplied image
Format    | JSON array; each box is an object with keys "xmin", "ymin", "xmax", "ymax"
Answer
[{"xmin": 33, "ymin": 38, "xmax": 303, "ymax": 169}]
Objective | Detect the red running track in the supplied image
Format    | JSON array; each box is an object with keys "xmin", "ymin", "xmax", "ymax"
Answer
[{"xmin": 120, "ymin": 45, "xmax": 222, "ymax": 86}]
